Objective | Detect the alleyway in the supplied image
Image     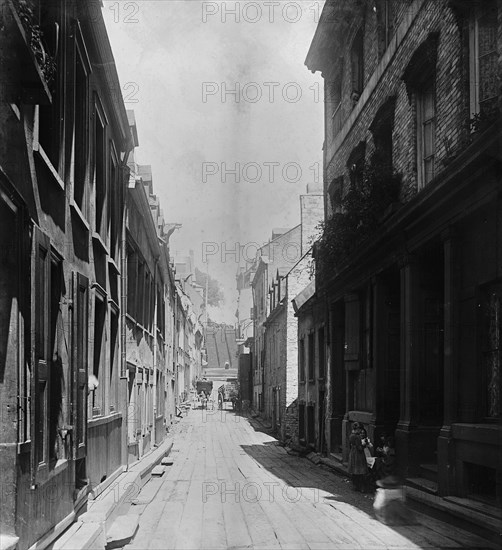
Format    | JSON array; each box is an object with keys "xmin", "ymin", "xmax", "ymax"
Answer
[{"xmin": 122, "ymin": 410, "xmax": 496, "ymax": 550}]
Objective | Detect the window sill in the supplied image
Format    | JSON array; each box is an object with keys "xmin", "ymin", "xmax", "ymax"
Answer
[
  {"xmin": 17, "ymin": 440, "xmax": 31, "ymax": 454},
  {"xmin": 70, "ymin": 200, "xmax": 90, "ymax": 232},
  {"xmin": 32, "ymin": 459, "xmax": 69, "ymax": 489},
  {"xmin": 88, "ymin": 411, "xmax": 122, "ymax": 428},
  {"xmin": 108, "ymin": 256, "xmax": 120, "ymax": 274},
  {"xmin": 34, "ymin": 147, "xmax": 65, "ymax": 191},
  {"xmin": 91, "ymin": 281, "xmax": 107, "ymax": 300},
  {"xmin": 92, "ymin": 232, "xmax": 109, "ymax": 256},
  {"xmin": 108, "ymin": 297, "xmax": 120, "ymax": 313}
]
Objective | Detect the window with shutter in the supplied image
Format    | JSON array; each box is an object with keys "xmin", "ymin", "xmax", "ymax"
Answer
[
  {"xmin": 91, "ymin": 292, "xmax": 106, "ymax": 417},
  {"xmin": 33, "ymin": 227, "xmax": 50, "ymax": 470}
]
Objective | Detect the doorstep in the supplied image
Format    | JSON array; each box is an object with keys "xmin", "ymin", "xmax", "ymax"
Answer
[
  {"xmin": 307, "ymin": 452, "xmax": 501, "ymax": 542},
  {"xmin": 404, "ymin": 485, "xmax": 502, "ymax": 540}
]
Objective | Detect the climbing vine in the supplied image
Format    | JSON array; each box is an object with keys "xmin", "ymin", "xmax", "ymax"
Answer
[{"xmin": 313, "ymin": 158, "xmax": 402, "ymax": 283}]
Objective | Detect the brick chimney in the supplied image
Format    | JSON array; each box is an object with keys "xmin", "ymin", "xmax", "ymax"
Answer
[{"xmin": 300, "ymin": 184, "xmax": 324, "ymax": 255}]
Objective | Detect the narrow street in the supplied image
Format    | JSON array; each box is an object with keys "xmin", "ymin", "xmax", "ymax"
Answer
[{"xmin": 122, "ymin": 410, "xmax": 496, "ymax": 550}]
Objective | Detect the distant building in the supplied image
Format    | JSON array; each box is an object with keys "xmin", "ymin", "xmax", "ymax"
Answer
[
  {"xmin": 252, "ymin": 189, "xmax": 323, "ymax": 440},
  {"xmin": 305, "ymin": 0, "xmax": 501, "ymax": 506}
]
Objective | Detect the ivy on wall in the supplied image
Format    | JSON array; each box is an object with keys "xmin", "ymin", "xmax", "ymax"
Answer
[{"xmin": 314, "ymin": 156, "xmax": 402, "ymax": 283}]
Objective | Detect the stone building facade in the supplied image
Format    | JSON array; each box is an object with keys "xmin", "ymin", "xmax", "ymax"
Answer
[{"xmin": 306, "ymin": 0, "xmax": 501, "ymax": 507}]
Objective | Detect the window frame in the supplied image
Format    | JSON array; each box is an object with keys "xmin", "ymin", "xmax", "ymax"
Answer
[
  {"xmin": 350, "ymin": 27, "xmax": 364, "ymax": 101},
  {"xmin": 71, "ymin": 20, "xmax": 92, "ymax": 218},
  {"xmin": 318, "ymin": 326, "xmax": 326, "ymax": 380},
  {"xmin": 468, "ymin": 1, "xmax": 498, "ymax": 118},
  {"xmin": 416, "ymin": 80, "xmax": 436, "ymax": 189},
  {"xmin": 308, "ymin": 331, "xmax": 315, "ymax": 382},
  {"xmin": 93, "ymin": 94, "xmax": 108, "ymax": 239},
  {"xmin": 91, "ymin": 287, "xmax": 107, "ymax": 418}
]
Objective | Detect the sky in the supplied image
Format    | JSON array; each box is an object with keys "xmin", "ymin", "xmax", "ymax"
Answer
[{"xmin": 102, "ymin": 0, "xmax": 325, "ymax": 323}]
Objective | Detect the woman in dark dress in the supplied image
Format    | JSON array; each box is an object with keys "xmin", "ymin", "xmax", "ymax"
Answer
[{"xmin": 348, "ymin": 422, "xmax": 368, "ymax": 491}]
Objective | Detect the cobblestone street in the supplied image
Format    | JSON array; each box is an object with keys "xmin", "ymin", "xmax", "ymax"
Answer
[{"xmin": 121, "ymin": 410, "xmax": 496, "ymax": 550}]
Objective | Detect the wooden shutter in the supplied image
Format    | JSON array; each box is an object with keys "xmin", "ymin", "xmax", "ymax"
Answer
[
  {"xmin": 72, "ymin": 272, "xmax": 89, "ymax": 459},
  {"xmin": 31, "ymin": 226, "xmax": 51, "ymax": 481}
]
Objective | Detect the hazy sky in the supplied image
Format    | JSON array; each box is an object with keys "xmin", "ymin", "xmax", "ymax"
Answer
[{"xmin": 102, "ymin": 0, "xmax": 324, "ymax": 322}]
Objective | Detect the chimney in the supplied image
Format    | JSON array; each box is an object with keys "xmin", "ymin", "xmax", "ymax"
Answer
[{"xmin": 300, "ymin": 187, "xmax": 324, "ymax": 255}]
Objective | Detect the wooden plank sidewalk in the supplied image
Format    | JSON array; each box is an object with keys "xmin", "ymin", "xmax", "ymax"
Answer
[{"xmin": 124, "ymin": 411, "xmax": 498, "ymax": 550}]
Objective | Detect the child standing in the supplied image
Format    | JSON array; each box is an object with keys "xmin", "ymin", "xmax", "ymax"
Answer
[{"xmin": 348, "ymin": 422, "xmax": 368, "ymax": 491}]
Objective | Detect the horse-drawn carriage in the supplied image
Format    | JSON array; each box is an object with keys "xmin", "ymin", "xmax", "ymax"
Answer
[
  {"xmin": 196, "ymin": 380, "xmax": 213, "ymax": 409},
  {"xmin": 218, "ymin": 379, "xmax": 239, "ymax": 410}
]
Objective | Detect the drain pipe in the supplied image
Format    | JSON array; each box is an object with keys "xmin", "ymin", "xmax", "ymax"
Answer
[
  {"xmin": 120, "ymin": 145, "xmax": 133, "ymax": 471},
  {"xmin": 152, "ymin": 259, "xmax": 159, "ymax": 447}
]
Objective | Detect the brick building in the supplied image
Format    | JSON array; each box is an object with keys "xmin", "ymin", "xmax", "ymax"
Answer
[
  {"xmin": 252, "ymin": 189, "xmax": 323, "ymax": 441},
  {"xmin": 305, "ymin": 0, "xmax": 501, "ymax": 508}
]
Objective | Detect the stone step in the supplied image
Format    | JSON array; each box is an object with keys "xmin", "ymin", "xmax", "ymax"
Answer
[
  {"xmin": 151, "ymin": 465, "xmax": 165, "ymax": 477},
  {"xmin": 444, "ymin": 496, "xmax": 502, "ymax": 520},
  {"xmin": 161, "ymin": 456, "xmax": 174, "ymax": 466},
  {"xmin": 105, "ymin": 514, "xmax": 139, "ymax": 550},
  {"xmin": 406, "ymin": 476, "xmax": 438, "ymax": 495},
  {"xmin": 419, "ymin": 462, "xmax": 438, "ymax": 483}
]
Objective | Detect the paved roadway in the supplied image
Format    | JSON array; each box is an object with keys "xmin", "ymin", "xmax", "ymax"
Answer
[{"xmin": 124, "ymin": 409, "xmax": 496, "ymax": 550}]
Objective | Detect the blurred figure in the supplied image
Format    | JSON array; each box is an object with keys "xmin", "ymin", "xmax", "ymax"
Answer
[
  {"xmin": 348, "ymin": 422, "xmax": 368, "ymax": 492},
  {"xmin": 373, "ymin": 476, "xmax": 416, "ymax": 526},
  {"xmin": 376, "ymin": 436, "xmax": 397, "ymax": 480}
]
